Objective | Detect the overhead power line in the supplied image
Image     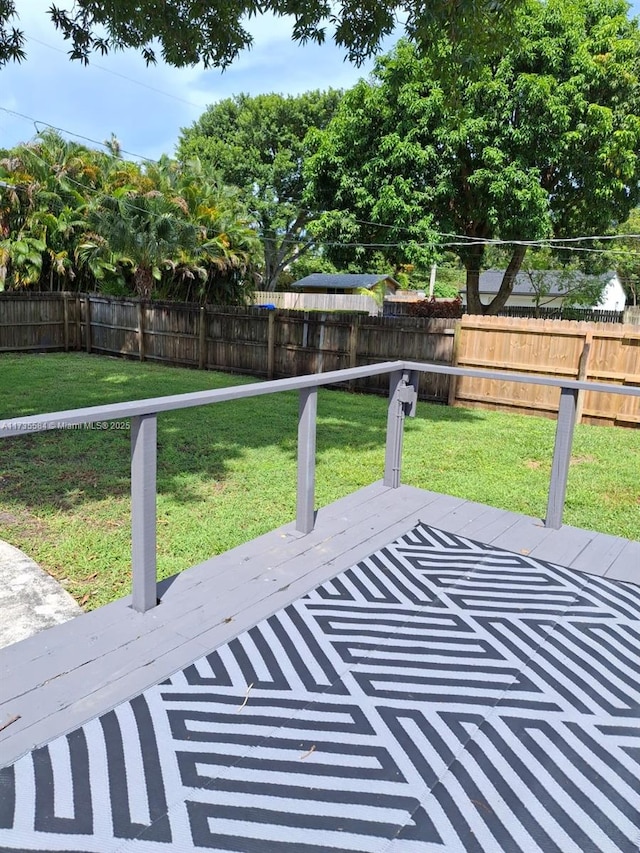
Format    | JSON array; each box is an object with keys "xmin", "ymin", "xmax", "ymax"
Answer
[
  {"xmin": 350, "ymin": 218, "xmax": 640, "ymax": 246},
  {"xmin": 0, "ymin": 106, "xmax": 156, "ymax": 164},
  {"xmin": 25, "ymin": 34, "xmax": 206, "ymax": 112}
]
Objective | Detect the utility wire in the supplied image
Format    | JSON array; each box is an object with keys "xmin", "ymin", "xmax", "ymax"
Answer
[
  {"xmin": 275, "ymin": 235, "xmax": 640, "ymax": 258},
  {"xmin": 0, "ymin": 106, "xmax": 157, "ymax": 164},
  {"xmin": 350, "ymin": 218, "xmax": 640, "ymax": 246},
  {"xmin": 25, "ymin": 34, "xmax": 206, "ymax": 111}
]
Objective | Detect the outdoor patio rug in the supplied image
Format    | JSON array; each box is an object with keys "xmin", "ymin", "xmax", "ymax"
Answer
[{"xmin": 1, "ymin": 522, "xmax": 639, "ymax": 853}]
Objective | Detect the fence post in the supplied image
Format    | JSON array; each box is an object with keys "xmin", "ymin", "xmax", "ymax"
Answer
[
  {"xmin": 348, "ymin": 315, "xmax": 360, "ymax": 391},
  {"xmin": 75, "ymin": 295, "xmax": 81, "ymax": 350},
  {"xmin": 447, "ymin": 321, "xmax": 462, "ymax": 407},
  {"xmin": 545, "ymin": 386, "xmax": 579, "ymax": 529},
  {"xmin": 62, "ymin": 293, "xmax": 69, "ymax": 352},
  {"xmin": 575, "ymin": 333, "xmax": 592, "ymax": 424},
  {"xmin": 267, "ymin": 310, "xmax": 275, "ymax": 379},
  {"xmin": 137, "ymin": 301, "xmax": 145, "ymax": 361},
  {"xmin": 296, "ymin": 386, "xmax": 317, "ymax": 534},
  {"xmin": 384, "ymin": 369, "xmax": 417, "ymax": 488},
  {"xmin": 317, "ymin": 313, "xmax": 327, "ymax": 374},
  {"xmin": 199, "ymin": 305, "xmax": 207, "ymax": 369},
  {"xmin": 84, "ymin": 296, "xmax": 92, "ymax": 354},
  {"xmin": 131, "ymin": 413, "xmax": 158, "ymax": 612}
]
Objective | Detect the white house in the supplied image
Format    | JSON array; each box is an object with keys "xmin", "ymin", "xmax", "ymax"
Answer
[{"xmin": 461, "ymin": 269, "xmax": 626, "ymax": 310}]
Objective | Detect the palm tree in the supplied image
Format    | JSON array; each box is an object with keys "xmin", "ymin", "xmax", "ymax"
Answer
[
  {"xmin": 84, "ymin": 190, "xmax": 199, "ymax": 298},
  {"xmin": 0, "ymin": 131, "xmax": 96, "ymax": 290},
  {"xmin": 170, "ymin": 159, "xmax": 259, "ymax": 301},
  {"xmin": 1, "ymin": 136, "xmax": 259, "ymax": 300}
]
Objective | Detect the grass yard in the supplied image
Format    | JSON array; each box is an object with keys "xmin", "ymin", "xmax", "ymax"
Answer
[{"xmin": 1, "ymin": 352, "xmax": 638, "ymax": 609}]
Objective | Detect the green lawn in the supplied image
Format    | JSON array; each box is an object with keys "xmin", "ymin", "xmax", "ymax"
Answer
[{"xmin": 1, "ymin": 352, "xmax": 638, "ymax": 609}]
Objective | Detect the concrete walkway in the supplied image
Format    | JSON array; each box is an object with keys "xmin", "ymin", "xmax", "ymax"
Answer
[{"xmin": 0, "ymin": 540, "xmax": 80, "ymax": 649}]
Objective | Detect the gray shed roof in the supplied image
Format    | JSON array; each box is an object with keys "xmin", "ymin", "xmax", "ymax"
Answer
[
  {"xmin": 292, "ymin": 273, "xmax": 398, "ymax": 291},
  {"xmin": 462, "ymin": 269, "xmax": 613, "ymax": 296}
]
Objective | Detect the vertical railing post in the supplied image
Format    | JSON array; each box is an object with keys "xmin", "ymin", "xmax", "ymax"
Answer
[
  {"xmin": 545, "ymin": 386, "xmax": 579, "ymax": 529},
  {"xmin": 296, "ymin": 386, "xmax": 318, "ymax": 533},
  {"xmin": 384, "ymin": 369, "xmax": 409, "ymax": 488},
  {"xmin": 131, "ymin": 413, "xmax": 158, "ymax": 611}
]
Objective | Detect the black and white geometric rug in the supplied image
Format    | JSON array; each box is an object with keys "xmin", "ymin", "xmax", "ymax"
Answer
[{"xmin": 1, "ymin": 523, "xmax": 640, "ymax": 853}]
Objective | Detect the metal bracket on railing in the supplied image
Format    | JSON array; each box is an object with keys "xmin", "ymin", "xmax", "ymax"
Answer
[
  {"xmin": 398, "ymin": 373, "xmax": 419, "ymax": 417},
  {"xmin": 398, "ymin": 385, "xmax": 418, "ymax": 418}
]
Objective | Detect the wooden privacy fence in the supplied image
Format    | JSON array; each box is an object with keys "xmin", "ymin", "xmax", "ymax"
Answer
[
  {"xmin": 451, "ymin": 315, "xmax": 640, "ymax": 426},
  {"xmin": 0, "ymin": 293, "xmax": 456, "ymax": 402},
  {"xmin": 87, "ymin": 298, "xmax": 456, "ymax": 402},
  {"xmin": 1, "ymin": 293, "xmax": 639, "ymax": 425},
  {"xmin": 0, "ymin": 292, "xmax": 78, "ymax": 352}
]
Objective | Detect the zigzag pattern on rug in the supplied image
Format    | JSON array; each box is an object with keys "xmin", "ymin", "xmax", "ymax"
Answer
[{"xmin": 1, "ymin": 523, "xmax": 639, "ymax": 852}]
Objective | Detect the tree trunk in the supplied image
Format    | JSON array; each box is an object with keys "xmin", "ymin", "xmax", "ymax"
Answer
[
  {"xmin": 135, "ymin": 266, "xmax": 154, "ymax": 299},
  {"xmin": 263, "ymin": 233, "xmax": 278, "ymax": 291},
  {"xmin": 261, "ymin": 211, "xmax": 313, "ymax": 291},
  {"xmin": 486, "ymin": 245, "xmax": 527, "ymax": 314},
  {"xmin": 464, "ymin": 244, "xmax": 527, "ymax": 315},
  {"xmin": 464, "ymin": 245, "xmax": 485, "ymax": 314}
]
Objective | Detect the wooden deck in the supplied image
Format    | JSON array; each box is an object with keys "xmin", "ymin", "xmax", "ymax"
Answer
[{"xmin": 1, "ymin": 481, "xmax": 638, "ymax": 769}]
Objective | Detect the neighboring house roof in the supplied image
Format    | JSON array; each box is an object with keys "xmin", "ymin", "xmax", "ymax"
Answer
[
  {"xmin": 461, "ymin": 269, "xmax": 615, "ymax": 297},
  {"xmin": 292, "ymin": 274, "xmax": 398, "ymax": 291}
]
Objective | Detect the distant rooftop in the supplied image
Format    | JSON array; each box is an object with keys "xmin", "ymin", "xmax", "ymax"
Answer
[
  {"xmin": 461, "ymin": 269, "xmax": 615, "ymax": 296},
  {"xmin": 292, "ymin": 273, "xmax": 398, "ymax": 291}
]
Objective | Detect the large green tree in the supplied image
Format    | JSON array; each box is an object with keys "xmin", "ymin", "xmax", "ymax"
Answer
[
  {"xmin": 178, "ymin": 90, "xmax": 342, "ymax": 290},
  {"xmin": 1, "ymin": 1, "xmax": 522, "ymax": 68},
  {"xmin": 305, "ymin": 0, "xmax": 640, "ymax": 314}
]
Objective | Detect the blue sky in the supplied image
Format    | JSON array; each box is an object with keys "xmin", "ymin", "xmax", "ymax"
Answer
[
  {"xmin": 2, "ymin": 0, "xmax": 640, "ymax": 164},
  {"xmin": 1, "ymin": 0, "xmax": 388, "ymax": 162}
]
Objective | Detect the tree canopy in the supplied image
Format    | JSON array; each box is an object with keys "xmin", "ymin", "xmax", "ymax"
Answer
[
  {"xmin": 0, "ymin": 0, "xmax": 523, "ymax": 68},
  {"xmin": 178, "ymin": 90, "xmax": 342, "ymax": 290},
  {"xmin": 304, "ymin": 0, "xmax": 640, "ymax": 313}
]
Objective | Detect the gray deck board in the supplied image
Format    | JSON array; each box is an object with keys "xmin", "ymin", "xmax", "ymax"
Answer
[
  {"xmin": 0, "ymin": 481, "xmax": 390, "ymax": 681},
  {"xmin": 443, "ymin": 504, "xmax": 524, "ymax": 540},
  {"xmin": 604, "ymin": 539, "xmax": 640, "ymax": 583},
  {"xmin": 568, "ymin": 531, "xmax": 629, "ymax": 575},
  {"xmin": 489, "ymin": 515, "xmax": 556, "ymax": 554},
  {"xmin": 1, "ymin": 482, "xmax": 439, "ymax": 763},
  {"xmin": 528, "ymin": 524, "xmax": 597, "ymax": 564},
  {"xmin": 1, "ymin": 481, "xmax": 637, "ymax": 769}
]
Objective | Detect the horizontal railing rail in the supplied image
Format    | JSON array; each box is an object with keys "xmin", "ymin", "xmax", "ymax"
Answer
[
  {"xmin": 0, "ymin": 361, "xmax": 404, "ymax": 434},
  {"xmin": 1, "ymin": 360, "xmax": 638, "ymax": 612}
]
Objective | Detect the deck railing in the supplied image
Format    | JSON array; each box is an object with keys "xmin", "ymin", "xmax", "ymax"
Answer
[{"xmin": 1, "ymin": 360, "xmax": 638, "ymax": 612}]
